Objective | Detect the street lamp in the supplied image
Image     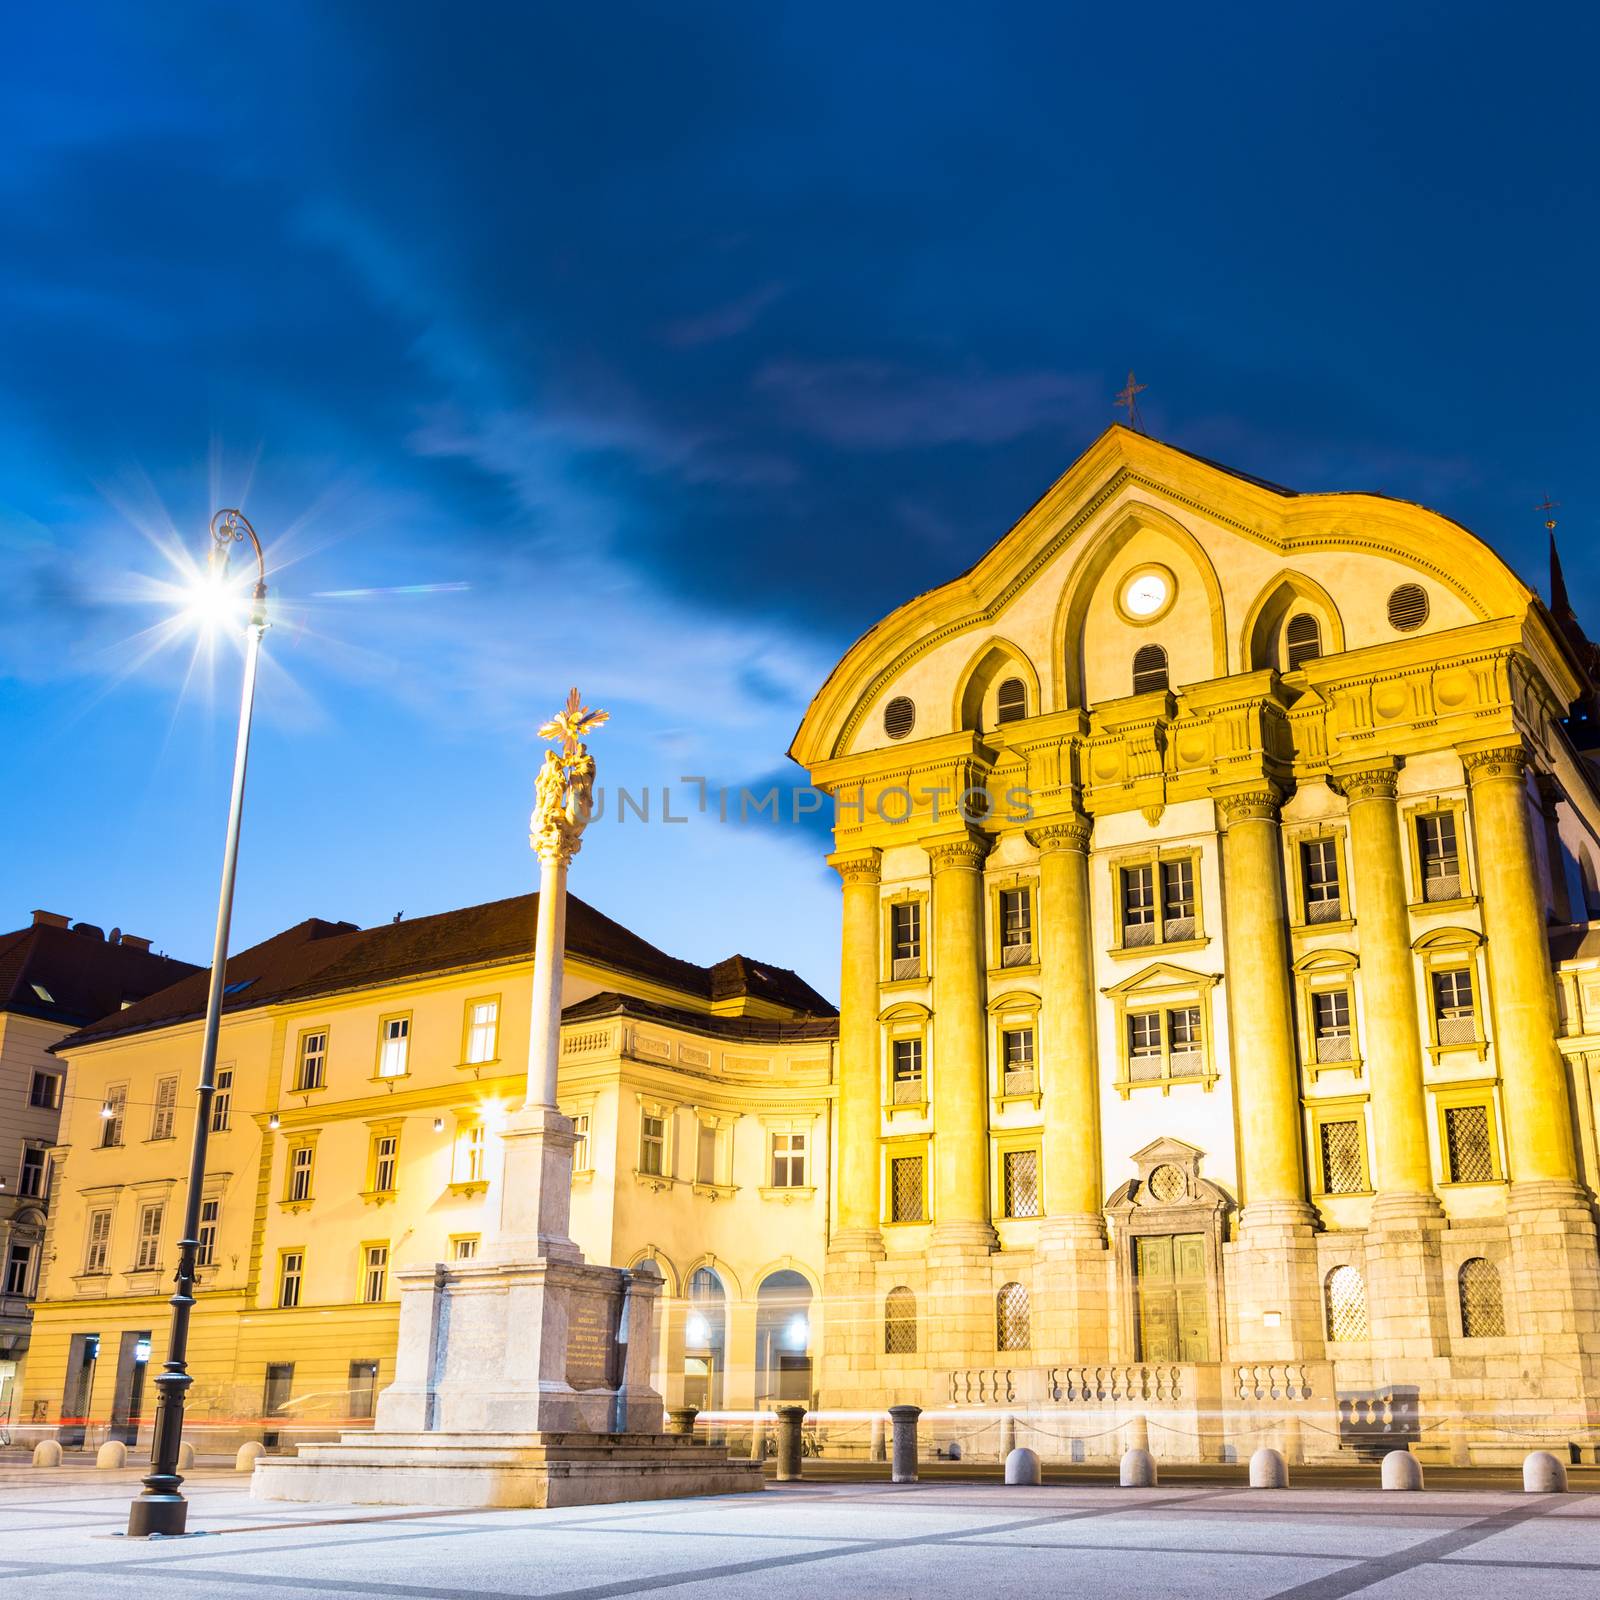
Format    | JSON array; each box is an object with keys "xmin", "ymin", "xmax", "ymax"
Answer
[{"xmin": 128, "ymin": 510, "xmax": 269, "ymax": 1538}]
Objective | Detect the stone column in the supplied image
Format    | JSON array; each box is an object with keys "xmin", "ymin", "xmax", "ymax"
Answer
[
  {"xmin": 1216, "ymin": 784, "xmax": 1321, "ymax": 1360},
  {"xmin": 1028, "ymin": 815, "xmax": 1111, "ymax": 1361},
  {"xmin": 1332, "ymin": 761, "xmax": 1447, "ymax": 1357},
  {"xmin": 927, "ymin": 832, "xmax": 996, "ymax": 1251},
  {"xmin": 1463, "ymin": 743, "xmax": 1600, "ymax": 1386}
]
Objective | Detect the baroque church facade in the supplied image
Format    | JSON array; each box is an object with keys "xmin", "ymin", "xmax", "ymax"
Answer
[{"xmin": 790, "ymin": 425, "xmax": 1600, "ymax": 1453}]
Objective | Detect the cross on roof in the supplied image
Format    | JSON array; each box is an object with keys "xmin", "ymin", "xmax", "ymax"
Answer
[{"xmin": 1115, "ymin": 371, "xmax": 1148, "ymax": 431}]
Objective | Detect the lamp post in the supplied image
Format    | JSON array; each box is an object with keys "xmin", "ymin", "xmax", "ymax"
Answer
[{"xmin": 128, "ymin": 510, "xmax": 269, "ymax": 1538}]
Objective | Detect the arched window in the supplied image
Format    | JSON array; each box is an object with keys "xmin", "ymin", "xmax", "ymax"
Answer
[
  {"xmin": 1324, "ymin": 1264, "xmax": 1369, "ymax": 1342},
  {"xmin": 1132, "ymin": 644, "xmax": 1169, "ymax": 695},
  {"xmin": 1458, "ymin": 1257, "xmax": 1506, "ymax": 1338},
  {"xmin": 884, "ymin": 1286, "xmax": 917, "ymax": 1354},
  {"xmin": 995, "ymin": 678, "xmax": 1027, "ymax": 724},
  {"xmin": 755, "ymin": 1269, "xmax": 813, "ymax": 1402},
  {"xmin": 996, "ymin": 1281, "xmax": 1031, "ymax": 1351},
  {"xmin": 684, "ymin": 1266, "xmax": 727, "ymax": 1410},
  {"xmin": 1284, "ymin": 613, "xmax": 1321, "ymax": 671}
]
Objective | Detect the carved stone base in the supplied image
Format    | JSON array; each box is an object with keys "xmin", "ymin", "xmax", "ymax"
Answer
[{"xmin": 1224, "ymin": 1200, "xmax": 1324, "ymax": 1362}]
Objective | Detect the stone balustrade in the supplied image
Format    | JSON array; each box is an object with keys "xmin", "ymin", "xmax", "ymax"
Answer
[
  {"xmin": 1233, "ymin": 1363, "xmax": 1315, "ymax": 1403},
  {"xmin": 1047, "ymin": 1364, "xmax": 1187, "ymax": 1403}
]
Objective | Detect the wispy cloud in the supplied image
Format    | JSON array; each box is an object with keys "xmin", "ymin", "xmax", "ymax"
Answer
[{"xmin": 663, "ymin": 281, "xmax": 787, "ymax": 347}]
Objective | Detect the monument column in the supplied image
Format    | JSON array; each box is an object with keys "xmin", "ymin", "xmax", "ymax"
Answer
[
  {"xmin": 1028, "ymin": 814, "xmax": 1111, "ymax": 1360},
  {"xmin": 1332, "ymin": 759, "xmax": 1447, "ymax": 1356},
  {"xmin": 1216, "ymin": 783, "xmax": 1321, "ymax": 1360}
]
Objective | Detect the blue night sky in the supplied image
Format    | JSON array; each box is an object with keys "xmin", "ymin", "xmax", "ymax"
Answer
[{"xmin": 1, "ymin": 2, "xmax": 1595, "ymax": 998}]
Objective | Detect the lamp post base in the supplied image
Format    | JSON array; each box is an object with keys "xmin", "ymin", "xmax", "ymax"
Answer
[{"xmin": 127, "ymin": 1493, "xmax": 188, "ymax": 1538}]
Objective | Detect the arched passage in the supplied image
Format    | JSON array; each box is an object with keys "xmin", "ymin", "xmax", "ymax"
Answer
[
  {"xmin": 682, "ymin": 1265, "xmax": 727, "ymax": 1410},
  {"xmin": 754, "ymin": 1269, "xmax": 813, "ymax": 1403}
]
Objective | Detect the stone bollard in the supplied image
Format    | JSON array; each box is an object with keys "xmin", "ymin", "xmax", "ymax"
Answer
[
  {"xmin": 1125, "ymin": 1414, "xmax": 1150, "ymax": 1454},
  {"xmin": 177, "ymin": 1441, "xmax": 196, "ymax": 1471},
  {"xmin": 999, "ymin": 1415, "xmax": 1017, "ymax": 1459},
  {"xmin": 1523, "ymin": 1451, "xmax": 1569, "ymax": 1493},
  {"xmin": 889, "ymin": 1404, "xmax": 922, "ymax": 1484},
  {"xmin": 1004, "ymin": 1446, "xmax": 1042, "ymax": 1486},
  {"xmin": 1249, "ymin": 1447, "xmax": 1289, "ymax": 1489},
  {"xmin": 774, "ymin": 1403, "xmax": 808, "ymax": 1481},
  {"xmin": 1381, "ymin": 1450, "xmax": 1424, "ymax": 1491},
  {"xmin": 236, "ymin": 1440, "xmax": 267, "ymax": 1471},
  {"xmin": 870, "ymin": 1415, "xmax": 887, "ymax": 1462},
  {"xmin": 665, "ymin": 1406, "xmax": 700, "ymax": 1439},
  {"xmin": 32, "ymin": 1440, "xmax": 62, "ymax": 1468},
  {"xmin": 96, "ymin": 1440, "xmax": 127, "ymax": 1469},
  {"xmin": 1120, "ymin": 1447, "xmax": 1158, "ymax": 1488}
]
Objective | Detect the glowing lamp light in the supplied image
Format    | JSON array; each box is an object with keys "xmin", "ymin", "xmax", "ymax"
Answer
[
  {"xmin": 784, "ymin": 1314, "xmax": 809, "ymax": 1351},
  {"xmin": 433, "ymin": 1117, "xmax": 445, "ymax": 1133},
  {"xmin": 267, "ymin": 1112, "xmax": 280, "ymax": 1131},
  {"xmin": 685, "ymin": 1313, "xmax": 711, "ymax": 1347},
  {"xmin": 100, "ymin": 1101, "xmax": 115, "ymax": 1120},
  {"xmin": 134, "ymin": 1337, "xmax": 153, "ymax": 1364}
]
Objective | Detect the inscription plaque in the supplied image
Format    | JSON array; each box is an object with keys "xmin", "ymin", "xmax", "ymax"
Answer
[{"xmin": 566, "ymin": 1289, "xmax": 621, "ymax": 1390}]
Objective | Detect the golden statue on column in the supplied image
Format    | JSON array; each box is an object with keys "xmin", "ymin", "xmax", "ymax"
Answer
[{"xmin": 532, "ymin": 688, "xmax": 608, "ymax": 863}]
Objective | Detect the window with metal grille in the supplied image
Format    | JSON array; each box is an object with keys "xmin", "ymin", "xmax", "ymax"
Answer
[
  {"xmin": 995, "ymin": 678, "xmax": 1027, "ymax": 725},
  {"xmin": 1284, "ymin": 612, "xmax": 1321, "ymax": 670},
  {"xmin": 1003, "ymin": 1149, "xmax": 1041, "ymax": 1218},
  {"xmin": 372, "ymin": 1133, "xmax": 398, "ymax": 1194},
  {"xmin": 211, "ymin": 1067, "xmax": 232, "ymax": 1131},
  {"xmin": 1002, "ymin": 1028, "xmax": 1035, "ymax": 1095},
  {"xmin": 1121, "ymin": 864, "xmax": 1157, "ymax": 945},
  {"xmin": 890, "ymin": 1155, "xmax": 924, "ymax": 1222},
  {"xmin": 1324, "ymin": 1264, "xmax": 1369, "ymax": 1342},
  {"xmin": 1301, "ymin": 838, "xmax": 1342, "ymax": 921},
  {"xmin": 996, "ymin": 1281, "xmax": 1031, "ymax": 1350},
  {"xmin": 278, "ymin": 1252, "xmax": 302, "ymax": 1308},
  {"xmin": 1132, "ymin": 643, "xmax": 1169, "ymax": 694},
  {"xmin": 84, "ymin": 1209, "xmax": 112, "ymax": 1274},
  {"xmin": 288, "ymin": 1145, "xmax": 314, "ymax": 1202},
  {"xmin": 640, "ymin": 1114, "xmax": 666, "ymax": 1176},
  {"xmin": 884, "ymin": 695, "xmax": 916, "ymax": 740},
  {"xmin": 465, "ymin": 999, "xmax": 499, "ymax": 1064},
  {"xmin": 1312, "ymin": 989, "xmax": 1353, "ymax": 1062},
  {"xmin": 362, "ymin": 1244, "xmax": 388, "ymax": 1303},
  {"xmin": 891, "ymin": 1038, "xmax": 924, "ymax": 1103},
  {"xmin": 134, "ymin": 1201, "xmax": 164, "ymax": 1271},
  {"xmin": 999, "ymin": 888, "xmax": 1032, "ymax": 965},
  {"xmin": 770, "ymin": 1131, "xmax": 807, "ymax": 1187},
  {"xmin": 197, "ymin": 1198, "xmax": 220, "ymax": 1267},
  {"xmin": 1161, "ymin": 858, "xmax": 1196, "ymax": 940},
  {"xmin": 297, "ymin": 1031, "xmax": 327, "ymax": 1090},
  {"xmin": 1458, "ymin": 1257, "xmax": 1506, "ymax": 1337},
  {"xmin": 1128, "ymin": 1011, "xmax": 1163, "ymax": 1079},
  {"xmin": 1417, "ymin": 813, "xmax": 1461, "ymax": 901},
  {"xmin": 1318, "ymin": 1118, "xmax": 1364, "ymax": 1193},
  {"xmin": 890, "ymin": 901, "xmax": 922, "ymax": 979},
  {"xmin": 1388, "ymin": 583, "xmax": 1429, "ymax": 632},
  {"xmin": 1432, "ymin": 967, "xmax": 1476, "ymax": 1045},
  {"xmin": 1168, "ymin": 1007, "xmax": 1203, "ymax": 1075},
  {"xmin": 1443, "ymin": 1103, "xmax": 1495, "ymax": 1183},
  {"xmin": 885, "ymin": 1286, "xmax": 918, "ymax": 1353}
]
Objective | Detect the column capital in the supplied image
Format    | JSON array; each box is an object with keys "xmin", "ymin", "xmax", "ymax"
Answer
[
  {"xmin": 1213, "ymin": 782, "xmax": 1283, "ymax": 827},
  {"xmin": 1329, "ymin": 758, "xmax": 1401, "ymax": 804},
  {"xmin": 1026, "ymin": 814, "xmax": 1092, "ymax": 855},
  {"xmin": 925, "ymin": 831, "xmax": 990, "ymax": 873},
  {"xmin": 1460, "ymin": 740, "xmax": 1532, "ymax": 784},
  {"xmin": 828, "ymin": 847, "xmax": 882, "ymax": 886}
]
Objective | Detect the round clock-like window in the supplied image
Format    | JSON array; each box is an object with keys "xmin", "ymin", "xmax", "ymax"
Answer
[
  {"xmin": 1147, "ymin": 1163, "xmax": 1186, "ymax": 1203},
  {"xmin": 1118, "ymin": 564, "xmax": 1176, "ymax": 623}
]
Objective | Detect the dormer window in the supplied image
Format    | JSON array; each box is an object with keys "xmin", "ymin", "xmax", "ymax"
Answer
[
  {"xmin": 995, "ymin": 678, "xmax": 1027, "ymax": 724},
  {"xmin": 1132, "ymin": 644, "xmax": 1169, "ymax": 695},
  {"xmin": 1284, "ymin": 613, "xmax": 1321, "ymax": 671}
]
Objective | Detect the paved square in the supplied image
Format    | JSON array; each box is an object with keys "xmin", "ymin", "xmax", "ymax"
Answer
[{"xmin": 0, "ymin": 1467, "xmax": 1594, "ymax": 1598}]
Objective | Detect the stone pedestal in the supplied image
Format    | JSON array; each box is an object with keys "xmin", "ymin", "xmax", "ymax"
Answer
[
  {"xmin": 1036, "ymin": 1215, "xmax": 1112, "ymax": 1361},
  {"xmin": 1365, "ymin": 1193, "xmax": 1449, "ymax": 1362},
  {"xmin": 1224, "ymin": 1201, "xmax": 1324, "ymax": 1361}
]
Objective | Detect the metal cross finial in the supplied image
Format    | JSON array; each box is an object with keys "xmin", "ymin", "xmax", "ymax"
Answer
[
  {"xmin": 1537, "ymin": 493, "xmax": 1561, "ymax": 532},
  {"xmin": 1115, "ymin": 371, "xmax": 1148, "ymax": 431}
]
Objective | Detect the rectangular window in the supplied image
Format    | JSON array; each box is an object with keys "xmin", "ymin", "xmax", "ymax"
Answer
[
  {"xmin": 458, "ymin": 1124, "xmax": 486, "ymax": 1184},
  {"xmin": 134, "ymin": 1202, "xmax": 164, "ymax": 1271},
  {"xmin": 4, "ymin": 1242, "xmax": 33, "ymax": 1296},
  {"xmin": 696, "ymin": 1123, "xmax": 717, "ymax": 1186},
  {"xmin": 264, "ymin": 1362, "xmax": 294, "ymax": 1415},
  {"xmin": 150, "ymin": 1076, "xmax": 178, "ymax": 1140},
  {"xmin": 890, "ymin": 901, "xmax": 922, "ymax": 979},
  {"xmin": 1432, "ymin": 967, "xmax": 1477, "ymax": 1045},
  {"xmin": 29, "ymin": 1070, "xmax": 63, "ymax": 1110},
  {"xmin": 211, "ymin": 1067, "xmax": 232, "ymax": 1132},
  {"xmin": 891, "ymin": 1037, "xmax": 924, "ymax": 1103},
  {"xmin": 100, "ymin": 1084, "xmax": 127, "ymax": 1147},
  {"xmin": 1302, "ymin": 839, "xmax": 1342, "ymax": 921},
  {"xmin": 372, "ymin": 1133, "xmax": 398, "ymax": 1195},
  {"xmin": 18, "ymin": 1145, "xmax": 48, "ymax": 1200},
  {"xmin": 1128, "ymin": 1010, "xmax": 1162, "ymax": 1078},
  {"xmin": 1444, "ymin": 1103, "xmax": 1496, "ymax": 1183},
  {"xmin": 890, "ymin": 1154, "xmax": 925, "ymax": 1223},
  {"xmin": 450, "ymin": 1235, "xmax": 479, "ymax": 1261},
  {"xmin": 1160, "ymin": 858, "xmax": 1196, "ymax": 940},
  {"xmin": 1002, "ymin": 1148, "xmax": 1042, "ymax": 1218},
  {"xmin": 1002, "ymin": 1027, "xmax": 1035, "ymax": 1094},
  {"xmin": 570, "ymin": 1113, "xmax": 590, "ymax": 1172},
  {"xmin": 84, "ymin": 1208, "xmax": 112, "ymax": 1274},
  {"xmin": 197, "ymin": 1198, "xmax": 220, "ymax": 1268},
  {"xmin": 1312, "ymin": 989, "xmax": 1353, "ymax": 1062},
  {"xmin": 640, "ymin": 1114, "xmax": 666, "ymax": 1177},
  {"xmin": 465, "ymin": 999, "xmax": 499, "ymax": 1064},
  {"xmin": 1168, "ymin": 1007, "xmax": 1203, "ymax": 1075},
  {"xmin": 362, "ymin": 1244, "xmax": 388, "ymax": 1303},
  {"xmin": 288, "ymin": 1145, "xmax": 314, "ymax": 1203},
  {"xmin": 1121, "ymin": 865, "xmax": 1157, "ymax": 945},
  {"xmin": 378, "ymin": 1016, "xmax": 410, "ymax": 1077},
  {"xmin": 1418, "ymin": 813, "xmax": 1462, "ymax": 901},
  {"xmin": 770, "ymin": 1131, "xmax": 807, "ymax": 1188},
  {"xmin": 348, "ymin": 1359, "xmax": 379, "ymax": 1420},
  {"xmin": 999, "ymin": 888, "xmax": 1033, "ymax": 965},
  {"xmin": 297, "ymin": 1031, "xmax": 327, "ymax": 1091},
  {"xmin": 1319, "ymin": 1119, "xmax": 1365, "ymax": 1194},
  {"xmin": 278, "ymin": 1251, "xmax": 303, "ymax": 1308}
]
